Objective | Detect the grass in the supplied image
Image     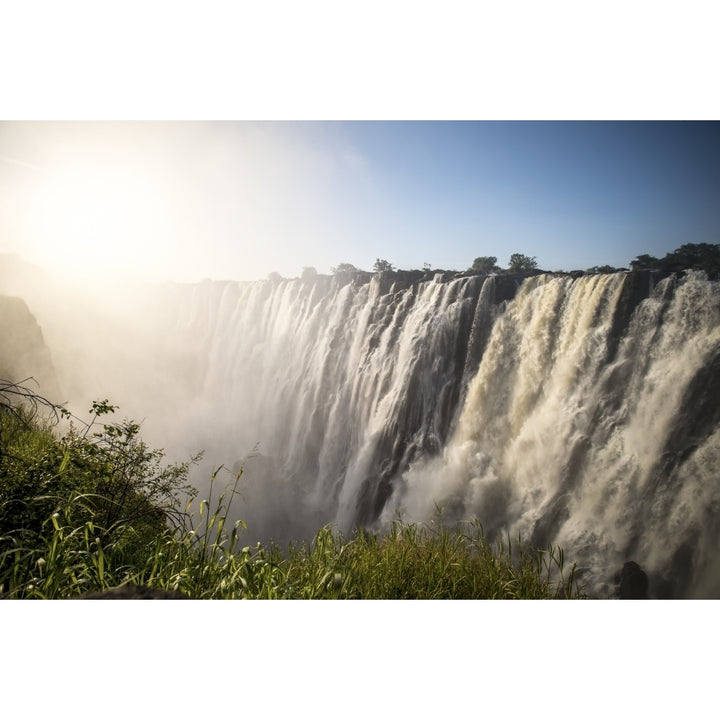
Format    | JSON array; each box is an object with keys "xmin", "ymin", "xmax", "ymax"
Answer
[
  {"xmin": 0, "ymin": 381, "xmax": 584, "ymax": 600},
  {"xmin": 1, "ymin": 473, "xmax": 583, "ymax": 599}
]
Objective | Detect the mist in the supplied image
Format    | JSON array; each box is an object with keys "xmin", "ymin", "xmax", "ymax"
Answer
[
  {"xmin": 6, "ymin": 253, "xmax": 719, "ymax": 599},
  {"xmin": 0, "ymin": 121, "xmax": 378, "ymax": 284},
  {"xmin": 2, "ymin": 122, "xmax": 720, "ymax": 598}
]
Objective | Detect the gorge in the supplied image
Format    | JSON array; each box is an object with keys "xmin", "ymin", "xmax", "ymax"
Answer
[{"xmin": 3, "ymin": 263, "xmax": 720, "ymax": 598}]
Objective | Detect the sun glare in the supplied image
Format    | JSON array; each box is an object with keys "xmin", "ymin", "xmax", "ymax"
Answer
[{"xmin": 30, "ymin": 157, "xmax": 163, "ymax": 283}]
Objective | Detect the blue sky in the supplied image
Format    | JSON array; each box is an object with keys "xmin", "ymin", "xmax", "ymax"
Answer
[
  {"xmin": 301, "ymin": 120, "xmax": 720, "ymax": 272},
  {"xmin": 1, "ymin": 121, "xmax": 718, "ymax": 283}
]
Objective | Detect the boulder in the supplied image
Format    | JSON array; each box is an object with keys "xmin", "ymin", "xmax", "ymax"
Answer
[
  {"xmin": 618, "ymin": 561, "xmax": 649, "ymax": 599},
  {"xmin": 76, "ymin": 585, "xmax": 188, "ymax": 599}
]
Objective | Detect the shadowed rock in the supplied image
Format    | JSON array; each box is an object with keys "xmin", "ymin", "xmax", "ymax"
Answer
[
  {"xmin": 77, "ymin": 585, "xmax": 188, "ymax": 599},
  {"xmin": 618, "ymin": 561, "xmax": 649, "ymax": 599}
]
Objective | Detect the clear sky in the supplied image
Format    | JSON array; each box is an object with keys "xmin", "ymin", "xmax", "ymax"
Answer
[{"xmin": 0, "ymin": 120, "xmax": 718, "ymax": 284}]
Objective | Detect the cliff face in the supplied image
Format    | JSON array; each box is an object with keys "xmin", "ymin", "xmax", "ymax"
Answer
[
  {"xmin": 149, "ymin": 269, "xmax": 720, "ymax": 597},
  {"xmin": 0, "ymin": 294, "xmax": 61, "ymax": 401}
]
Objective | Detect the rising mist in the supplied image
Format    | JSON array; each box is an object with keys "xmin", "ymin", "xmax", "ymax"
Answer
[{"xmin": 3, "ymin": 258, "xmax": 718, "ymax": 597}]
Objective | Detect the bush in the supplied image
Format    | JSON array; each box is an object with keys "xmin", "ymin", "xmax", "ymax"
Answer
[
  {"xmin": 0, "ymin": 381, "xmax": 584, "ymax": 600},
  {"xmin": 373, "ymin": 258, "xmax": 394, "ymax": 273},
  {"xmin": 507, "ymin": 253, "xmax": 538, "ymax": 273},
  {"xmin": 331, "ymin": 262, "xmax": 359, "ymax": 274},
  {"xmin": 631, "ymin": 243, "xmax": 720, "ymax": 278},
  {"xmin": 470, "ymin": 256, "xmax": 500, "ymax": 273},
  {"xmin": 0, "ymin": 381, "xmax": 198, "ymax": 593}
]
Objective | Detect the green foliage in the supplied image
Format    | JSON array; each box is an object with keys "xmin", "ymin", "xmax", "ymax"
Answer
[
  {"xmin": 630, "ymin": 253, "xmax": 660, "ymax": 270},
  {"xmin": 1, "ymin": 468, "xmax": 583, "ymax": 599},
  {"xmin": 0, "ymin": 381, "xmax": 584, "ymax": 600},
  {"xmin": 64, "ymin": 411, "xmax": 198, "ymax": 533},
  {"xmin": 280, "ymin": 520, "xmax": 581, "ymax": 599},
  {"xmin": 587, "ymin": 265, "xmax": 621, "ymax": 274},
  {"xmin": 631, "ymin": 243, "xmax": 720, "ymax": 278},
  {"xmin": 323, "ymin": 242, "xmax": 719, "ymax": 278},
  {"xmin": 300, "ymin": 266, "xmax": 317, "ymax": 281},
  {"xmin": 665, "ymin": 243, "xmax": 720, "ymax": 277},
  {"xmin": 0, "ymin": 381, "xmax": 198, "ymax": 591},
  {"xmin": 330, "ymin": 262, "xmax": 359, "ymax": 274},
  {"xmin": 470, "ymin": 256, "xmax": 500, "ymax": 273},
  {"xmin": 507, "ymin": 253, "xmax": 538, "ymax": 273},
  {"xmin": 372, "ymin": 258, "xmax": 395, "ymax": 273}
]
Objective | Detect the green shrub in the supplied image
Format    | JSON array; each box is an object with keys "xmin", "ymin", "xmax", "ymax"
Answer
[{"xmin": 0, "ymin": 380, "xmax": 584, "ymax": 600}]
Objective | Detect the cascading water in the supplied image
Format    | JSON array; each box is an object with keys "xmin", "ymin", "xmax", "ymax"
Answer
[
  {"xmin": 156, "ymin": 272, "xmax": 503, "ymax": 546},
  {"xmin": 150, "ymin": 269, "xmax": 720, "ymax": 597},
  {"xmin": 380, "ymin": 271, "xmax": 720, "ymax": 597}
]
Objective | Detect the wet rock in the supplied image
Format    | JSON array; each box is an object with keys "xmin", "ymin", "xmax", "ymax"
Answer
[{"xmin": 618, "ymin": 561, "xmax": 649, "ymax": 599}]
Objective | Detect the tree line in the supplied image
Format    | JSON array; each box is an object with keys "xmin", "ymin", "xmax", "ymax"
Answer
[
  {"xmin": 280, "ymin": 242, "xmax": 720, "ymax": 281},
  {"xmin": 326, "ymin": 254, "xmax": 539, "ymax": 276},
  {"xmin": 629, "ymin": 243, "xmax": 720, "ymax": 279}
]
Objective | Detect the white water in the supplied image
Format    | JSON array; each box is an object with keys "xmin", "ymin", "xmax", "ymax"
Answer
[
  {"xmin": 155, "ymin": 273, "xmax": 489, "ymax": 544},
  {"xmin": 7, "ymin": 265, "xmax": 720, "ymax": 596},
  {"xmin": 383, "ymin": 272, "xmax": 720, "ymax": 597},
  {"xmin": 157, "ymin": 270, "xmax": 720, "ymax": 596}
]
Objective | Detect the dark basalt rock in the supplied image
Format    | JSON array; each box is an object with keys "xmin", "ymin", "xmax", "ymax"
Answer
[
  {"xmin": 617, "ymin": 561, "xmax": 649, "ymax": 599},
  {"xmin": 76, "ymin": 585, "xmax": 189, "ymax": 599}
]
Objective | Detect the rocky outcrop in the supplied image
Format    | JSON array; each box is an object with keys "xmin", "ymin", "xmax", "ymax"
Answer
[
  {"xmin": 617, "ymin": 561, "xmax": 649, "ymax": 599},
  {"xmin": 76, "ymin": 585, "xmax": 189, "ymax": 599},
  {"xmin": 0, "ymin": 294, "xmax": 60, "ymax": 400}
]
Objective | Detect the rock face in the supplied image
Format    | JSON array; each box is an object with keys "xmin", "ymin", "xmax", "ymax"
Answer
[
  {"xmin": 0, "ymin": 294, "xmax": 60, "ymax": 400},
  {"xmin": 618, "ymin": 561, "xmax": 649, "ymax": 599},
  {"xmin": 77, "ymin": 585, "xmax": 189, "ymax": 599}
]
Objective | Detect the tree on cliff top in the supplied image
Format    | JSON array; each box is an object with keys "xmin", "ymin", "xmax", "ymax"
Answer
[
  {"xmin": 470, "ymin": 256, "xmax": 500, "ymax": 273},
  {"xmin": 629, "ymin": 254, "xmax": 660, "ymax": 270},
  {"xmin": 373, "ymin": 258, "xmax": 394, "ymax": 273},
  {"xmin": 659, "ymin": 243, "xmax": 720, "ymax": 278},
  {"xmin": 331, "ymin": 263, "xmax": 359, "ymax": 274},
  {"xmin": 630, "ymin": 243, "xmax": 720, "ymax": 278},
  {"xmin": 507, "ymin": 253, "xmax": 538, "ymax": 273}
]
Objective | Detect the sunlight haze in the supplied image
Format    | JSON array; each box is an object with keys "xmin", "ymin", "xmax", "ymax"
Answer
[{"xmin": 1, "ymin": 121, "xmax": 718, "ymax": 284}]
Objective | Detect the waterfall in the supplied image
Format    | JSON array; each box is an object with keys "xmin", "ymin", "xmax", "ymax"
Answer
[
  {"xmin": 128, "ymin": 270, "xmax": 720, "ymax": 596},
  {"xmin": 159, "ymin": 272, "xmax": 497, "ymax": 544},
  {"xmin": 382, "ymin": 271, "xmax": 720, "ymax": 597}
]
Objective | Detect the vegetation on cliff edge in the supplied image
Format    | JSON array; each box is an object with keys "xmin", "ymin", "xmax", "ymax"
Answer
[{"xmin": 0, "ymin": 380, "xmax": 582, "ymax": 600}]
